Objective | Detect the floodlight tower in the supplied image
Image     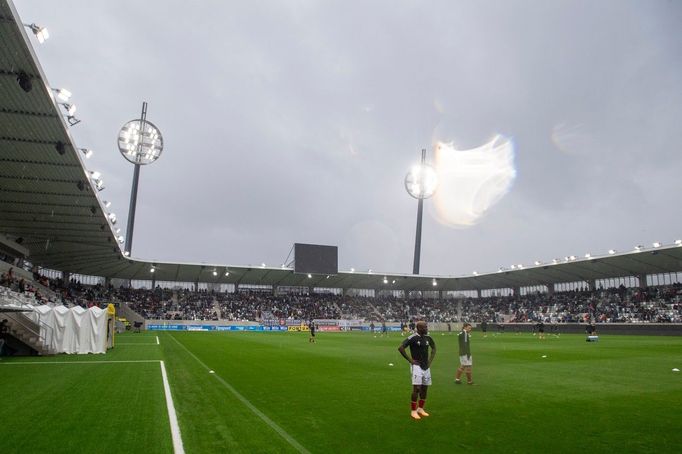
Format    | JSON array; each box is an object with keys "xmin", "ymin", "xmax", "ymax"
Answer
[
  {"xmin": 117, "ymin": 102, "xmax": 163, "ymax": 255},
  {"xmin": 405, "ymin": 148, "xmax": 438, "ymax": 275}
]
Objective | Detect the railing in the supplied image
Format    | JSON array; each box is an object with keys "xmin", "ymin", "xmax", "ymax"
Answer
[
  {"xmin": 0, "ymin": 287, "xmax": 36, "ymax": 312},
  {"xmin": 4, "ymin": 311, "xmax": 47, "ymax": 353},
  {"xmin": 1, "ymin": 288, "xmax": 54, "ymax": 354}
]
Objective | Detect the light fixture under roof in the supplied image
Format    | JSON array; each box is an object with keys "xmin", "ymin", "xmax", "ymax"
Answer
[
  {"xmin": 383, "ymin": 277, "xmax": 388, "ymax": 284},
  {"xmin": 608, "ymin": 249, "xmax": 616, "ymax": 255},
  {"xmin": 24, "ymin": 23, "xmax": 49, "ymax": 43},
  {"xmin": 307, "ymin": 273, "xmax": 312, "ymax": 279},
  {"xmin": 79, "ymin": 148, "xmax": 93, "ymax": 159},
  {"xmin": 432, "ymin": 279, "xmax": 437, "ymax": 287},
  {"xmin": 212, "ymin": 270, "xmax": 218, "ymax": 276},
  {"xmin": 534, "ymin": 261, "xmax": 541, "ymax": 266},
  {"xmin": 652, "ymin": 242, "xmax": 661, "ymax": 248},
  {"xmin": 634, "ymin": 245, "xmax": 643, "ymax": 252},
  {"xmin": 675, "ymin": 239, "xmax": 682, "ymax": 246},
  {"xmin": 60, "ymin": 103, "xmax": 76, "ymax": 116},
  {"xmin": 52, "ymin": 88, "xmax": 71, "ymax": 102}
]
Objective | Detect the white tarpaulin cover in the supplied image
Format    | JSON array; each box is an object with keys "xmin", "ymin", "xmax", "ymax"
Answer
[{"xmin": 31, "ymin": 305, "xmax": 108, "ymax": 354}]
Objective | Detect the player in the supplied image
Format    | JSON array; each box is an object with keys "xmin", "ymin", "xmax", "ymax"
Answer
[
  {"xmin": 455, "ymin": 323, "xmax": 474, "ymax": 385},
  {"xmin": 308, "ymin": 320, "xmax": 316, "ymax": 343},
  {"xmin": 381, "ymin": 320, "xmax": 387, "ymax": 337},
  {"xmin": 536, "ymin": 320, "xmax": 545, "ymax": 340},
  {"xmin": 398, "ymin": 320, "xmax": 436, "ymax": 420},
  {"xmin": 481, "ymin": 320, "xmax": 488, "ymax": 338},
  {"xmin": 370, "ymin": 321, "xmax": 375, "ymax": 334}
]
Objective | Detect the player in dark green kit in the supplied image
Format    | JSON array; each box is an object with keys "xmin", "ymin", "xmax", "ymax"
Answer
[
  {"xmin": 455, "ymin": 323, "xmax": 474, "ymax": 384},
  {"xmin": 398, "ymin": 320, "xmax": 436, "ymax": 420}
]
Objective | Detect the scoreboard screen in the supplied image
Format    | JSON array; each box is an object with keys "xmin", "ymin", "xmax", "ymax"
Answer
[{"xmin": 294, "ymin": 243, "xmax": 338, "ymax": 275}]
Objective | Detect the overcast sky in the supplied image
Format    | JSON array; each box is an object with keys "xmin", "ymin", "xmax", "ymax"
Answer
[{"xmin": 14, "ymin": 0, "xmax": 682, "ymax": 277}]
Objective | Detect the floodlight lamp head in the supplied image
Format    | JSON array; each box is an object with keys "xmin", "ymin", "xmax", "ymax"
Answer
[
  {"xmin": 60, "ymin": 103, "xmax": 76, "ymax": 116},
  {"xmin": 53, "ymin": 88, "xmax": 72, "ymax": 102},
  {"xmin": 118, "ymin": 119, "xmax": 163, "ymax": 165},
  {"xmin": 25, "ymin": 23, "xmax": 49, "ymax": 43},
  {"xmin": 79, "ymin": 148, "xmax": 93, "ymax": 159},
  {"xmin": 405, "ymin": 163, "xmax": 438, "ymax": 199}
]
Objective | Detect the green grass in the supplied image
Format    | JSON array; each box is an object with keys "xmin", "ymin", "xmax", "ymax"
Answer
[{"xmin": 1, "ymin": 331, "xmax": 681, "ymax": 453}]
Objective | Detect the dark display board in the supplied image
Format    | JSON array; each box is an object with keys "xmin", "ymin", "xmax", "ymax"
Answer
[{"xmin": 294, "ymin": 243, "xmax": 338, "ymax": 275}]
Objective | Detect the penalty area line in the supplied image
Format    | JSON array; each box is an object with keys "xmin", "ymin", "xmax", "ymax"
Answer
[
  {"xmin": 0, "ymin": 360, "xmax": 161, "ymax": 365},
  {"xmin": 161, "ymin": 360, "xmax": 185, "ymax": 454},
  {"xmin": 115, "ymin": 343, "xmax": 159, "ymax": 346},
  {"xmin": 166, "ymin": 333, "xmax": 310, "ymax": 454}
]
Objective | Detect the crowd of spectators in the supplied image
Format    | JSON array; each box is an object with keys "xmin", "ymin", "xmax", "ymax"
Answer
[{"xmin": 2, "ymin": 266, "xmax": 681, "ymax": 324}]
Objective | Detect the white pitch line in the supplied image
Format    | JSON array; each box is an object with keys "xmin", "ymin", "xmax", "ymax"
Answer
[
  {"xmin": 0, "ymin": 360, "xmax": 161, "ymax": 365},
  {"xmin": 166, "ymin": 333, "xmax": 310, "ymax": 454},
  {"xmin": 160, "ymin": 360, "xmax": 185, "ymax": 454},
  {"xmin": 157, "ymin": 336, "xmax": 160, "ymax": 345},
  {"xmin": 115, "ymin": 343, "xmax": 159, "ymax": 346}
]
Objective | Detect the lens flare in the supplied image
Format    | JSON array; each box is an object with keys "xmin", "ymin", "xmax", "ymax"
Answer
[{"xmin": 433, "ymin": 135, "xmax": 516, "ymax": 227}]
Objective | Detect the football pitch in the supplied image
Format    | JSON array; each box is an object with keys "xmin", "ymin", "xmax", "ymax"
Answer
[{"xmin": 1, "ymin": 330, "xmax": 681, "ymax": 453}]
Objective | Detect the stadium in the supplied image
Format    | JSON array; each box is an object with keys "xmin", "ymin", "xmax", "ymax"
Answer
[{"xmin": 1, "ymin": 1, "xmax": 681, "ymax": 453}]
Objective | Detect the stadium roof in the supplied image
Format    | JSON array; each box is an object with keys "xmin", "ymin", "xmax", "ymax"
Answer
[{"xmin": 1, "ymin": 0, "xmax": 682, "ymax": 293}]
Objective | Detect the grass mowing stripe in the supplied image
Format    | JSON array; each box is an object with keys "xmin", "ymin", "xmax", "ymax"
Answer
[
  {"xmin": 161, "ymin": 360, "xmax": 185, "ymax": 454},
  {"xmin": 166, "ymin": 332, "xmax": 311, "ymax": 454},
  {"xmin": 1, "ymin": 358, "xmax": 185, "ymax": 454}
]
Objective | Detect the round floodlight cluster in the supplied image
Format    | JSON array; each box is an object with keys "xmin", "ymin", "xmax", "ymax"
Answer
[
  {"xmin": 117, "ymin": 119, "xmax": 163, "ymax": 165},
  {"xmin": 404, "ymin": 163, "xmax": 438, "ymax": 199}
]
